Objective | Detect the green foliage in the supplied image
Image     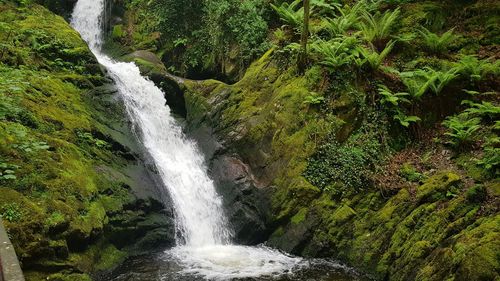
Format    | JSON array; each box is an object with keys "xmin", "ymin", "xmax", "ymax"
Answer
[
  {"xmin": 426, "ymin": 67, "xmax": 459, "ymax": 94},
  {"xmin": 400, "ymin": 163, "xmax": 425, "ymax": 182},
  {"xmin": 305, "ymin": 116, "xmax": 389, "ymax": 197},
  {"xmin": 476, "ymin": 136, "xmax": 500, "ymax": 175},
  {"xmin": 0, "ymin": 203, "xmax": 23, "ymax": 222},
  {"xmin": 400, "ymin": 66, "xmax": 457, "ymax": 98},
  {"xmin": 394, "ymin": 113, "xmax": 421, "ymax": 128},
  {"xmin": 271, "ymin": 0, "xmax": 303, "ymax": 30},
  {"xmin": 311, "ymin": 36, "xmax": 360, "ymax": 70},
  {"xmin": 303, "ymin": 92, "xmax": 325, "ymax": 105},
  {"xmin": 359, "ymin": 7, "xmax": 401, "ymax": 49},
  {"xmin": 377, "ymin": 85, "xmax": 420, "ymax": 127},
  {"xmin": 378, "ymin": 85, "xmax": 410, "ymax": 107},
  {"xmin": 454, "ymin": 55, "xmax": 499, "ymax": 82},
  {"xmin": 442, "ymin": 115, "xmax": 481, "ymax": 148},
  {"xmin": 462, "ymin": 100, "xmax": 500, "ymax": 121},
  {"xmin": 465, "ymin": 185, "xmax": 487, "ymax": 203},
  {"xmin": 77, "ymin": 131, "xmax": 110, "ymax": 149},
  {"xmin": 418, "ymin": 27, "xmax": 459, "ymax": 54},
  {"xmin": 12, "ymin": 141, "xmax": 50, "ymax": 153},
  {"xmin": 356, "ymin": 40, "xmax": 395, "ymax": 70},
  {"xmin": 0, "ymin": 161, "xmax": 19, "ymax": 181},
  {"xmin": 321, "ymin": 1, "xmax": 366, "ymax": 36}
]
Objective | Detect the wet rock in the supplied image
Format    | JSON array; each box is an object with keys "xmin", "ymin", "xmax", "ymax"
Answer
[{"xmin": 211, "ymin": 155, "xmax": 271, "ymax": 244}]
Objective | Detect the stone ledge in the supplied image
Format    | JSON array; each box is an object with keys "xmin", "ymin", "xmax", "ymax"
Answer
[{"xmin": 0, "ymin": 220, "xmax": 24, "ymax": 281}]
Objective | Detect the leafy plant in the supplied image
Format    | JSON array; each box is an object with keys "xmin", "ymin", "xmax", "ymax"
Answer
[
  {"xmin": 303, "ymin": 92, "xmax": 325, "ymax": 105},
  {"xmin": 400, "ymin": 66, "xmax": 457, "ymax": 98},
  {"xmin": 273, "ymin": 28, "xmax": 288, "ymax": 47},
  {"xmin": 356, "ymin": 40, "xmax": 395, "ymax": 70},
  {"xmin": 359, "ymin": 8, "xmax": 401, "ymax": 49},
  {"xmin": 0, "ymin": 203, "xmax": 22, "ymax": 222},
  {"xmin": 305, "ymin": 116, "xmax": 389, "ymax": 197},
  {"xmin": 462, "ymin": 100, "xmax": 500, "ymax": 121},
  {"xmin": 418, "ymin": 27, "xmax": 459, "ymax": 54},
  {"xmin": 454, "ymin": 55, "xmax": 499, "ymax": 82},
  {"xmin": 378, "ymin": 85, "xmax": 410, "ymax": 107},
  {"xmin": 311, "ymin": 36, "xmax": 360, "ymax": 70},
  {"xmin": 12, "ymin": 141, "xmax": 50, "ymax": 153},
  {"xmin": 77, "ymin": 131, "xmax": 110, "ymax": 149},
  {"xmin": 400, "ymin": 163, "xmax": 425, "ymax": 182},
  {"xmin": 400, "ymin": 69, "xmax": 436, "ymax": 99},
  {"xmin": 271, "ymin": 0, "xmax": 303, "ymax": 30},
  {"xmin": 0, "ymin": 161, "xmax": 19, "ymax": 181},
  {"xmin": 477, "ymin": 137, "xmax": 499, "ymax": 175},
  {"xmin": 321, "ymin": 1, "xmax": 366, "ymax": 36},
  {"xmin": 394, "ymin": 112, "xmax": 421, "ymax": 128},
  {"xmin": 427, "ymin": 67, "xmax": 459, "ymax": 94},
  {"xmin": 443, "ymin": 115, "xmax": 481, "ymax": 148},
  {"xmin": 377, "ymin": 85, "xmax": 420, "ymax": 127}
]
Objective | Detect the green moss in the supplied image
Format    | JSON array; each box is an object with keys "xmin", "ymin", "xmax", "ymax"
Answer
[
  {"xmin": 0, "ymin": 4, "xmax": 149, "ymax": 279},
  {"xmin": 330, "ymin": 204, "xmax": 356, "ymax": 225},
  {"xmin": 112, "ymin": 24, "xmax": 125, "ymax": 39},
  {"xmin": 290, "ymin": 208, "xmax": 307, "ymax": 225},
  {"xmin": 94, "ymin": 244, "xmax": 127, "ymax": 271},
  {"xmin": 416, "ymin": 172, "xmax": 461, "ymax": 203}
]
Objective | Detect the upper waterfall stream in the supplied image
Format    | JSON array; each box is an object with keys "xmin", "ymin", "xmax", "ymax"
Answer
[{"xmin": 70, "ymin": 1, "xmax": 364, "ymax": 280}]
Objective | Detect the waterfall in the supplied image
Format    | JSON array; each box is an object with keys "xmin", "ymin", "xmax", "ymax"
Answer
[
  {"xmin": 71, "ymin": 0, "xmax": 230, "ymax": 247},
  {"xmin": 71, "ymin": 1, "xmax": 304, "ymax": 279}
]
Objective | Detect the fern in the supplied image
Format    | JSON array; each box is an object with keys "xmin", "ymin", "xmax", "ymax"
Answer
[
  {"xmin": 418, "ymin": 27, "xmax": 459, "ymax": 54},
  {"xmin": 400, "ymin": 69, "xmax": 436, "ymax": 99},
  {"xmin": 462, "ymin": 100, "xmax": 500, "ymax": 120},
  {"xmin": 321, "ymin": 1, "xmax": 366, "ymax": 36},
  {"xmin": 443, "ymin": 115, "xmax": 481, "ymax": 148},
  {"xmin": 357, "ymin": 40, "xmax": 395, "ymax": 70},
  {"xmin": 311, "ymin": 37, "xmax": 360, "ymax": 69},
  {"xmin": 378, "ymin": 84, "xmax": 410, "ymax": 106},
  {"xmin": 359, "ymin": 8, "xmax": 401, "ymax": 49},
  {"xmin": 271, "ymin": 0, "xmax": 303, "ymax": 30},
  {"xmin": 477, "ymin": 136, "xmax": 500, "ymax": 174},
  {"xmin": 454, "ymin": 55, "xmax": 499, "ymax": 82},
  {"xmin": 427, "ymin": 67, "xmax": 459, "ymax": 94},
  {"xmin": 400, "ymin": 67, "xmax": 457, "ymax": 98},
  {"xmin": 377, "ymin": 85, "xmax": 420, "ymax": 127}
]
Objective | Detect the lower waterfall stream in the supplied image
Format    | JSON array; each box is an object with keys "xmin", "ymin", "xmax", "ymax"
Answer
[{"xmin": 70, "ymin": 0, "xmax": 367, "ymax": 280}]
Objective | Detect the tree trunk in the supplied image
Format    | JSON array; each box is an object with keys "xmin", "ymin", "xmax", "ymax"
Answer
[{"xmin": 298, "ymin": 0, "xmax": 310, "ymax": 73}]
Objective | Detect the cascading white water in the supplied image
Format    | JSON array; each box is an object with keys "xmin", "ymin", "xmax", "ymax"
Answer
[
  {"xmin": 72, "ymin": 0, "xmax": 230, "ymax": 248},
  {"xmin": 71, "ymin": 1, "xmax": 305, "ymax": 279}
]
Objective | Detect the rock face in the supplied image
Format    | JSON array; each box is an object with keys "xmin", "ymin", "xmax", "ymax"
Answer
[
  {"xmin": 178, "ymin": 50, "xmax": 500, "ymax": 280},
  {"xmin": 0, "ymin": 4, "xmax": 175, "ymax": 280}
]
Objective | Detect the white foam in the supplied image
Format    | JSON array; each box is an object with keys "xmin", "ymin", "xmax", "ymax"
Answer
[{"xmin": 166, "ymin": 245, "xmax": 306, "ymax": 280}]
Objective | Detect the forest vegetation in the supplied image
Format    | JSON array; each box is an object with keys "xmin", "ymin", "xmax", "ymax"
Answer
[{"xmin": 0, "ymin": 0, "xmax": 498, "ymax": 280}]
